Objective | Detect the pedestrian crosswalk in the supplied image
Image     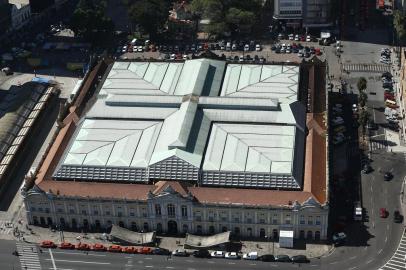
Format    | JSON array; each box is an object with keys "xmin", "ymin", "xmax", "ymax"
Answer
[
  {"xmin": 380, "ymin": 229, "xmax": 406, "ymax": 270},
  {"xmin": 16, "ymin": 242, "xmax": 42, "ymax": 270},
  {"xmin": 369, "ymin": 139, "xmax": 389, "ymax": 151},
  {"xmin": 342, "ymin": 63, "xmax": 391, "ymax": 73},
  {"xmin": 0, "ymin": 220, "xmax": 14, "ymax": 235}
]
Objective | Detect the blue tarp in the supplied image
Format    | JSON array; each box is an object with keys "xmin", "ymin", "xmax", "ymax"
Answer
[{"xmin": 32, "ymin": 77, "xmax": 50, "ymax": 84}]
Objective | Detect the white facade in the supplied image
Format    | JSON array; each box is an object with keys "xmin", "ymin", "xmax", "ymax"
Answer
[
  {"xmin": 9, "ymin": 1, "xmax": 31, "ymax": 30},
  {"xmin": 24, "ymin": 185, "xmax": 329, "ymax": 241},
  {"xmin": 274, "ymin": 0, "xmax": 303, "ymax": 20}
]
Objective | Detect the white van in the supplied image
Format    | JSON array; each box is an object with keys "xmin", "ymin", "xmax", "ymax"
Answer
[
  {"xmin": 354, "ymin": 201, "xmax": 362, "ymax": 221},
  {"xmin": 243, "ymin": 251, "xmax": 258, "ymax": 260}
]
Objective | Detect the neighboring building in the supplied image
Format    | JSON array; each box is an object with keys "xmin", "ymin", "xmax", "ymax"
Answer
[
  {"xmin": 302, "ymin": 0, "xmax": 332, "ymax": 29},
  {"xmin": 0, "ymin": 0, "xmax": 11, "ymax": 36},
  {"xmin": 9, "ymin": 0, "xmax": 31, "ymax": 30},
  {"xmin": 29, "ymin": 0, "xmax": 54, "ymax": 13},
  {"xmin": 168, "ymin": 1, "xmax": 195, "ymax": 40},
  {"xmin": 397, "ymin": 48, "xmax": 406, "ymax": 141},
  {"xmin": 23, "ymin": 57, "xmax": 329, "ymax": 241},
  {"xmin": 273, "ymin": 0, "xmax": 303, "ymax": 28},
  {"xmin": 273, "ymin": 0, "xmax": 332, "ymax": 29}
]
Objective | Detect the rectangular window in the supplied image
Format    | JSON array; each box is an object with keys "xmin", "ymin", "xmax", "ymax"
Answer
[
  {"xmin": 155, "ymin": 204, "xmax": 161, "ymax": 216},
  {"xmin": 105, "ymin": 211, "xmax": 110, "ymax": 216},
  {"xmin": 181, "ymin": 206, "xmax": 188, "ymax": 218},
  {"xmin": 316, "ymin": 216, "xmax": 321, "ymax": 225},
  {"xmin": 93, "ymin": 210, "xmax": 98, "ymax": 215},
  {"xmin": 117, "ymin": 212, "xmax": 122, "ymax": 217},
  {"xmin": 259, "ymin": 219, "xmax": 265, "ymax": 224},
  {"xmin": 246, "ymin": 218, "xmax": 252, "ymax": 223},
  {"xmin": 300, "ymin": 215, "xmax": 305, "ymax": 225},
  {"xmin": 69, "ymin": 209, "xmax": 74, "ymax": 214},
  {"xmin": 45, "ymin": 208, "xmax": 50, "ymax": 213},
  {"xmin": 81, "ymin": 210, "xmax": 87, "ymax": 215},
  {"xmin": 57, "ymin": 208, "xmax": 63, "ymax": 213},
  {"xmin": 308, "ymin": 216, "xmax": 313, "ymax": 225},
  {"xmin": 30, "ymin": 207, "xmax": 36, "ymax": 212},
  {"xmin": 130, "ymin": 212, "xmax": 135, "ymax": 217}
]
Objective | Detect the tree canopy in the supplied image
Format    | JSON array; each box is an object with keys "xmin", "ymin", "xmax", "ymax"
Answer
[
  {"xmin": 70, "ymin": 0, "xmax": 114, "ymax": 45},
  {"xmin": 127, "ymin": 0, "xmax": 172, "ymax": 39},
  {"xmin": 191, "ymin": 0, "xmax": 263, "ymax": 37},
  {"xmin": 394, "ymin": 10, "xmax": 406, "ymax": 45},
  {"xmin": 357, "ymin": 77, "xmax": 367, "ymax": 92}
]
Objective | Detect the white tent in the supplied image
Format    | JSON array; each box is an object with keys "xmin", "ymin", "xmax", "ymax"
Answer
[{"xmin": 279, "ymin": 230, "xmax": 294, "ymax": 248}]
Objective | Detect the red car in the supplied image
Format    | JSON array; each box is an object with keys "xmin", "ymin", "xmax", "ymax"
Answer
[
  {"xmin": 122, "ymin": 246, "xmax": 138, "ymax": 254},
  {"xmin": 380, "ymin": 208, "xmax": 389, "ymax": 218},
  {"xmin": 76, "ymin": 243, "xmax": 90, "ymax": 251},
  {"xmin": 59, "ymin": 242, "xmax": 75, "ymax": 249},
  {"xmin": 91, "ymin": 243, "xmax": 106, "ymax": 251},
  {"xmin": 138, "ymin": 247, "xmax": 152, "ymax": 254},
  {"xmin": 384, "ymin": 93, "xmax": 395, "ymax": 100},
  {"xmin": 108, "ymin": 245, "xmax": 122, "ymax": 253},
  {"xmin": 40, "ymin": 240, "xmax": 57, "ymax": 248}
]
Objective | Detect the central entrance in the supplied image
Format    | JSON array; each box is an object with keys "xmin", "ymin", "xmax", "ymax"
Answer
[{"xmin": 167, "ymin": 220, "xmax": 178, "ymax": 235}]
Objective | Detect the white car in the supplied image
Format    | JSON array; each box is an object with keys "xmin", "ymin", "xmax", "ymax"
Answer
[
  {"xmin": 244, "ymin": 44, "xmax": 250, "ymax": 51},
  {"xmin": 297, "ymin": 50, "xmax": 304, "ymax": 57},
  {"xmin": 306, "ymin": 35, "xmax": 311, "ymax": 42},
  {"xmin": 294, "ymin": 34, "xmax": 299, "ymax": 41},
  {"xmin": 281, "ymin": 43, "xmax": 286, "ymax": 50},
  {"xmin": 243, "ymin": 251, "xmax": 258, "ymax": 260},
  {"xmin": 137, "ymin": 45, "xmax": 143, "ymax": 52},
  {"xmin": 170, "ymin": 54, "xmax": 176, "ymax": 60},
  {"xmin": 288, "ymin": 34, "xmax": 294, "ymax": 40},
  {"xmin": 239, "ymin": 55, "xmax": 244, "ymax": 62},
  {"xmin": 332, "ymin": 232, "xmax": 347, "ymax": 244},
  {"xmin": 122, "ymin": 46, "xmax": 127, "ymax": 53},
  {"xmin": 225, "ymin": 252, "xmax": 239, "ymax": 259},
  {"xmin": 255, "ymin": 44, "xmax": 261, "ymax": 51},
  {"xmin": 352, "ymin": 104, "xmax": 358, "ymax": 113},
  {"xmin": 211, "ymin": 251, "xmax": 225, "ymax": 258},
  {"xmin": 182, "ymin": 54, "xmax": 188, "ymax": 60}
]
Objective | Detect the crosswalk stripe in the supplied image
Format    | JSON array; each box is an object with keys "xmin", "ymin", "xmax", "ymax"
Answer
[{"xmin": 16, "ymin": 242, "xmax": 42, "ymax": 270}]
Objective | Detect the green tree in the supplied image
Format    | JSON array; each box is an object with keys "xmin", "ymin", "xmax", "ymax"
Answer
[
  {"xmin": 128, "ymin": 0, "xmax": 171, "ymax": 39},
  {"xmin": 357, "ymin": 77, "xmax": 367, "ymax": 92},
  {"xmin": 359, "ymin": 91, "xmax": 368, "ymax": 107},
  {"xmin": 394, "ymin": 10, "xmax": 406, "ymax": 45},
  {"xmin": 70, "ymin": 0, "xmax": 114, "ymax": 45},
  {"xmin": 358, "ymin": 109, "xmax": 370, "ymax": 131},
  {"xmin": 225, "ymin": 8, "xmax": 255, "ymax": 34}
]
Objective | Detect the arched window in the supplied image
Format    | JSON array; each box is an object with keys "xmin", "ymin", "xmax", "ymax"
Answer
[
  {"xmin": 222, "ymin": 226, "xmax": 227, "ymax": 232},
  {"xmin": 315, "ymin": 231, "xmax": 321, "ymax": 241},
  {"xmin": 131, "ymin": 222, "xmax": 137, "ymax": 231},
  {"xmin": 307, "ymin": 231, "xmax": 313, "ymax": 240},
  {"xmin": 247, "ymin": 227, "xmax": 253, "ymax": 237},
  {"xmin": 259, "ymin": 228, "xmax": 266, "ymax": 238},
  {"xmin": 209, "ymin": 226, "xmax": 215, "ymax": 234},
  {"xmin": 143, "ymin": 222, "xmax": 149, "ymax": 231},
  {"xmin": 234, "ymin": 227, "xmax": 240, "ymax": 235},
  {"xmin": 182, "ymin": 224, "xmax": 188, "ymax": 233},
  {"xmin": 196, "ymin": 225, "xmax": 202, "ymax": 234},
  {"xmin": 157, "ymin": 223, "xmax": 163, "ymax": 233},
  {"xmin": 167, "ymin": 204, "xmax": 175, "ymax": 217},
  {"xmin": 118, "ymin": 221, "xmax": 124, "ymax": 228},
  {"xmin": 33, "ymin": 216, "xmax": 38, "ymax": 225}
]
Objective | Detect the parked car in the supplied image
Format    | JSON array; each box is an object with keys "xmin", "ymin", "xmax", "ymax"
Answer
[
  {"xmin": 259, "ymin": 254, "xmax": 275, "ymax": 262},
  {"xmin": 332, "ymin": 232, "xmax": 346, "ymax": 245},
  {"xmin": 108, "ymin": 245, "xmax": 122, "ymax": 252},
  {"xmin": 59, "ymin": 242, "xmax": 75, "ymax": 249},
  {"xmin": 153, "ymin": 248, "xmax": 170, "ymax": 255},
  {"xmin": 394, "ymin": 210, "xmax": 404, "ymax": 223},
  {"xmin": 76, "ymin": 243, "xmax": 90, "ymax": 250},
  {"xmin": 138, "ymin": 247, "xmax": 152, "ymax": 254},
  {"xmin": 40, "ymin": 240, "xmax": 57, "ymax": 248},
  {"xmin": 225, "ymin": 252, "xmax": 240, "ymax": 259},
  {"xmin": 384, "ymin": 172, "xmax": 393, "ymax": 181},
  {"xmin": 243, "ymin": 251, "xmax": 258, "ymax": 260},
  {"xmin": 211, "ymin": 251, "xmax": 225, "ymax": 258},
  {"xmin": 306, "ymin": 35, "xmax": 312, "ymax": 42},
  {"xmin": 255, "ymin": 44, "xmax": 261, "ymax": 51},
  {"xmin": 362, "ymin": 164, "xmax": 372, "ymax": 174},
  {"xmin": 193, "ymin": 249, "xmax": 211, "ymax": 258},
  {"xmin": 91, "ymin": 243, "xmax": 106, "ymax": 251},
  {"xmin": 291, "ymin": 255, "xmax": 309, "ymax": 263},
  {"xmin": 331, "ymin": 116, "xmax": 344, "ymax": 126},
  {"xmin": 122, "ymin": 246, "xmax": 138, "ymax": 254},
  {"xmin": 172, "ymin": 249, "xmax": 189, "ymax": 257},
  {"xmin": 275, "ymin": 254, "xmax": 291, "ymax": 262},
  {"xmin": 380, "ymin": 208, "xmax": 389, "ymax": 218},
  {"xmin": 1, "ymin": 67, "xmax": 13, "ymax": 75}
]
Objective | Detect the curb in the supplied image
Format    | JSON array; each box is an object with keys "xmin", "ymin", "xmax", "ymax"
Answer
[{"xmin": 309, "ymin": 245, "xmax": 335, "ymax": 259}]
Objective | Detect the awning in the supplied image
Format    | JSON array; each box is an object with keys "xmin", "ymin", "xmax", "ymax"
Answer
[
  {"xmin": 184, "ymin": 231, "xmax": 230, "ymax": 249},
  {"xmin": 109, "ymin": 225, "xmax": 156, "ymax": 245}
]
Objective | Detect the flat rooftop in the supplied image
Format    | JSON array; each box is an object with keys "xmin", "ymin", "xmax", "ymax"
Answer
[{"xmin": 53, "ymin": 59, "xmax": 306, "ymax": 190}]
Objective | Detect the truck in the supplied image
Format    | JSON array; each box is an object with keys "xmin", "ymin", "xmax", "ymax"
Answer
[{"xmin": 354, "ymin": 201, "xmax": 362, "ymax": 221}]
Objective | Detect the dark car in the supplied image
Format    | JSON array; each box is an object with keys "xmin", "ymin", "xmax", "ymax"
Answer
[
  {"xmin": 362, "ymin": 165, "xmax": 372, "ymax": 174},
  {"xmin": 260, "ymin": 254, "xmax": 275, "ymax": 262},
  {"xmin": 172, "ymin": 249, "xmax": 189, "ymax": 257},
  {"xmin": 291, "ymin": 255, "xmax": 309, "ymax": 263},
  {"xmin": 153, "ymin": 248, "xmax": 171, "ymax": 255},
  {"xmin": 384, "ymin": 172, "xmax": 393, "ymax": 181},
  {"xmin": 275, "ymin": 254, "xmax": 291, "ymax": 262},
  {"xmin": 394, "ymin": 210, "xmax": 404, "ymax": 223},
  {"xmin": 367, "ymin": 121, "xmax": 378, "ymax": 130},
  {"xmin": 193, "ymin": 249, "xmax": 211, "ymax": 258}
]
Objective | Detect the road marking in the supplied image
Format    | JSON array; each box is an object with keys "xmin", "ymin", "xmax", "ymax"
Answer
[
  {"xmin": 45, "ymin": 259, "xmax": 111, "ymax": 265},
  {"xmin": 378, "ymin": 249, "xmax": 383, "ymax": 254},
  {"xmin": 349, "ymin": 267, "xmax": 357, "ymax": 270},
  {"xmin": 387, "ymin": 224, "xmax": 390, "ymax": 230},
  {"xmin": 50, "ymin": 251, "xmax": 107, "ymax": 257},
  {"xmin": 145, "ymin": 266, "xmax": 153, "ymax": 268},
  {"xmin": 166, "ymin": 267, "xmax": 175, "ymax": 269},
  {"xmin": 249, "ymin": 263, "xmax": 257, "ymax": 265},
  {"xmin": 144, "ymin": 257, "xmax": 152, "ymax": 260},
  {"xmin": 186, "ymin": 259, "xmax": 195, "ymax": 262},
  {"xmin": 207, "ymin": 261, "xmax": 215, "ymax": 264},
  {"xmin": 49, "ymin": 248, "xmax": 57, "ymax": 270},
  {"xmin": 310, "ymin": 265, "xmax": 318, "ymax": 267},
  {"xmin": 350, "ymin": 256, "xmax": 357, "ymax": 260},
  {"xmin": 48, "ymin": 268, "xmax": 74, "ymax": 270},
  {"xmin": 366, "ymin": 259, "xmax": 373, "ymax": 264},
  {"xmin": 386, "ymin": 236, "xmax": 388, "ymax": 242},
  {"xmin": 364, "ymin": 247, "xmax": 368, "ymax": 250},
  {"xmin": 329, "ymin": 261, "xmax": 338, "ymax": 264},
  {"xmin": 227, "ymin": 262, "xmax": 236, "ymax": 264}
]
